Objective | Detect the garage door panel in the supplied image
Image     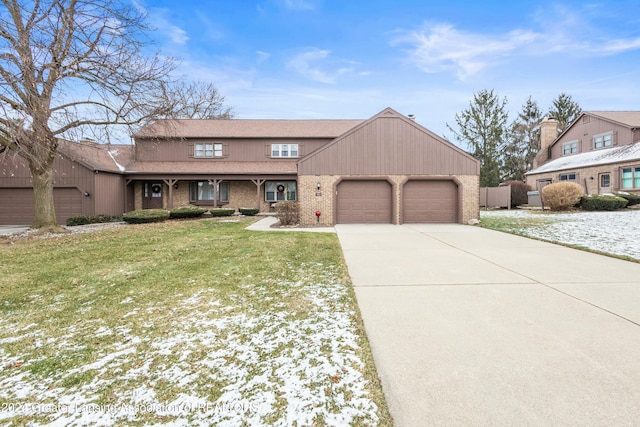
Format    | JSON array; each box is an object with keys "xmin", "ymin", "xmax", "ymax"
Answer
[
  {"xmin": 404, "ymin": 180, "xmax": 457, "ymax": 223},
  {"xmin": 0, "ymin": 188, "xmax": 83, "ymax": 225},
  {"xmin": 337, "ymin": 181, "xmax": 391, "ymax": 224}
]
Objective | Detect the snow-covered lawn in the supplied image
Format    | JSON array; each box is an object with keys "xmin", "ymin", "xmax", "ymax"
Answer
[
  {"xmin": 0, "ymin": 263, "xmax": 380, "ymax": 426},
  {"xmin": 0, "ymin": 221, "xmax": 389, "ymax": 426},
  {"xmin": 480, "ymin": 209, "xmax": 640, "ymax": 260}
]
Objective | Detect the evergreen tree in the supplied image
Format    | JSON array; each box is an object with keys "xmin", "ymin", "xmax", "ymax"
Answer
[
  {"xmin": 502, "ymin": 97, "xmax": 542, "ymax": 181},
  {"xmin": 549, "ymin": 93, "xmax": 582, "ymax": 132},
  {"xmin": 447, "ymin": 89, "xmax": 508, "ymax": 187}
]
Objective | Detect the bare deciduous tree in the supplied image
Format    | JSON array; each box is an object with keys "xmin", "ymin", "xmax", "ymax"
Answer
[
  {"xmin": 165, "ymin": 80, "xmax": 234, "ymax": 119},
  {"xmin": 0, "ymin": 0, "xmax": 178, "ymax": 231}
]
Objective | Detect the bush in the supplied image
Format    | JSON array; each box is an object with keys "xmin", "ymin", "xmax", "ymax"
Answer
[
  {"xmin": 275, "ymin": 201, "xmax": 300, "ymax": 226},
  {"xmin": 123, "ymin": 209, "xmax": 170, "ymax": 224},
  {"xmin": 66, "ymin": 214, "xmax": 122, "ymax": 226},
  {"xmin": 209, "ymin": 208, "xmax": 235, "ymax": 217},
  {"xmin": 500, "ymin": 180, "xmax": 531, "ymax": 208},
  {"xmin": 614, "ymin": 192, "xmax": 640, "ymax": 206},
  {"xmin": 169, "ymin": 206, "xmax": 207, "ymax": 219},
  {"xmin": 541, "ymin": 182, "xmax": 584, "ymax": 211},
  {"xmin": 239, "ymin": 207, "xmax": 259, "ymax": 216},
  {"xmin": 580, "ymin": 194, "xmax": 628, "ymax": 211}
]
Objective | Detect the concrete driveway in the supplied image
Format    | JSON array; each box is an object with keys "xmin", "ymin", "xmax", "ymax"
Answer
[{"xmin": 336, "ymin": 224, "xmax": 640, "ymax": 426}]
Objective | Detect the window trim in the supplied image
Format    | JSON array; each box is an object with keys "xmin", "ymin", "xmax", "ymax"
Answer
[
  {"xmin": 194, "ymin": 142, "xmax": 224, "ymax": 158},
  {"xmin": 621, "ymin": 166, "xmax": 640, "ymax": 189},
  {"xmin": 559, "ymin": 172, "xmax": 577, "ymax": 182},
  {"xmin": 265, "ymin": 181, "xmax": 297, "ymax": 202},
  {"xmin": 189, "ymin": 181, "xmax": 229, "ymax": 205},
  {"xmin": 562, "ymin": 140, "xmax": 579, "ymax": 156},
  {"xmin": 270, "ymin": 143, "xmax": 299, "ymax": 158},
  {"xmin": 593, "ymin": 132, "xmax": 613, "ymax": 150}
]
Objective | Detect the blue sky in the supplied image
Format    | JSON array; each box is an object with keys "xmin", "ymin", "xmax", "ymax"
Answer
[{"xmin": 139, "ymin": 0, "xmax": 640, "ymax": 143}]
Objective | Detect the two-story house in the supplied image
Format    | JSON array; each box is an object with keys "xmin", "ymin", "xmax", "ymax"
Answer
[
  {"xmin": 0, "ymin": 108, "xmax": 480, "ymax": 226},
  {"xmin": 526, "ymin": 112, "xmax": 640, "ymax": 195}
]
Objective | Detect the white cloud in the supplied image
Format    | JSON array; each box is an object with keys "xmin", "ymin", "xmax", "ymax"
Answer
[
  {"xmin": 287, "ymin": 48, "xmax": 355, "ymax": 84},
  {"xmin": 257, "ymin": 51, "xmax": 271, "ymax": 63},
  {"xmin": 142, "ymin": 5, "xmax": 189, "ymax": 45},
  {"xmin": 393, "ymin": 12, "xmax": 640, "ymax": 81},
  {"xmin": 392, "ymin": 23, "xmax": 539, "ymax": 80}
]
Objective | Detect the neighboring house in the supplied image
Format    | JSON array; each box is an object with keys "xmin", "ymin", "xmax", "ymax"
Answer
[
  {"xmin": 526, "ymin": 112, "xmax": 640, "ymax": 196},
  {"xmin": 0, "ymin": 107, "xmax": 480, "ymax": 226}
]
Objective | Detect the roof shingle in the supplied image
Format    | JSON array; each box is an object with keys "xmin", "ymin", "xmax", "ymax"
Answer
[{"xmin": 134, "ymin": 119, "xmax": 364, "ymax": 139}]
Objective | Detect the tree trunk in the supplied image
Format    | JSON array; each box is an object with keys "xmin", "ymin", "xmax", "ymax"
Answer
[{"xmin": 28, "ymin": 152, "xmax": 65, "ymax": 233}]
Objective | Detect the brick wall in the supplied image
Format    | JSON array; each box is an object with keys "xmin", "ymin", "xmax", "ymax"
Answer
[
  {"xmin": 299, "ymin": 174, "xmax": 480, "ymax": 226},
  {"xmin": 527, "ymin": 162, "xmax": 640, "ymax": 195}
]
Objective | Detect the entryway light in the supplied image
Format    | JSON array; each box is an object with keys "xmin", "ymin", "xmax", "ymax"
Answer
[{"xmin": 317, "ymin": 181, "xmax": 321, "ymax": 190}]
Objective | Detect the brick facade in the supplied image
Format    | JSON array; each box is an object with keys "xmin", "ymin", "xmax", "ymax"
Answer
[
  {"xmin": 298, "ymin": 174, "xmax": 480, "ymax": 226},
  {"xmin": 527, "ymin": 161, "xmax": 640, "ymax": 196}
]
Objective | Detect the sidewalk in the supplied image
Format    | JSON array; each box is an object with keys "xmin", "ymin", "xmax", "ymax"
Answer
[{"xmin": 245, "ymin": 216, "xmax": 335, "ymax": 233}]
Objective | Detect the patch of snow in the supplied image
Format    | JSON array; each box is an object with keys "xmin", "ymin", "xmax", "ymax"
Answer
[
  {"xmin": 481, "ymin": 209, "xmax": 640, "ymax": 259},
  {"xmin": 527, "ymin": 142, "xmax": 640, "ymax": 174},
  {"xmin": 107, "ymin": 148, "xmax": 126, "ymax": 172},
  {"xmin": 0, "ymin": 264, "xmax": 380, "ymax": 426}
]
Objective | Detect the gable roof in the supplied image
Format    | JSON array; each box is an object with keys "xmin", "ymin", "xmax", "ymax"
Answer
[
  {"xmin": 125, "ymin": 160, "xmax": 297, "ymax": 175},
  {"xmin": 57, "ymin": 139, "xmax": 134, "ymax": 173},
  {"xmin": 527, "ymin": 141, "xmax": 640, "ymax": 175},
  {"xmin": 548, "ymin": 111, "xmax": 640, "ymax": 151},
  {"xmin": 587, "ymin": 111, "xmax": 640, "ymax": 128},
  {"xmin": 134, "ymin": 119, "xmax": 364, "ymax": 139},
  {"xmin": 298, "ymin": 107, "xmax": 479, "ymax": 176}
]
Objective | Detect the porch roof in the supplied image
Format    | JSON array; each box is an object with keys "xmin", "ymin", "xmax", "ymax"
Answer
[
  {"xmin": 125, "ymin": 160, "xmax": 298, "ymax": 175},
  {"xmin": 527, "ymin": 141, "xmax": 640, "ymax": 175}
]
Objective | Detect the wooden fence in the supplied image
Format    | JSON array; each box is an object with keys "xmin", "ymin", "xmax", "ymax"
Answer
[{"xmin": 480, "ymin": 185, "xmax": 511, "ymax": 209}]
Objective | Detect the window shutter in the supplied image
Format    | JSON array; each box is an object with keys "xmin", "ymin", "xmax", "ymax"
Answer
[
  {"xmin": 223, "ymin": 143, "xmax": 229, "ymax": 158},
  {"xmin": 265, "ymin": 144, "xmax": 271, "ymax": 158},
  {"xmin": 188, "ymin": 144, "xmax": 194, "ymax": 159}
]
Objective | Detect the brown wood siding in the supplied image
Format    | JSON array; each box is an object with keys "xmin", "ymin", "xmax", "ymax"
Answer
[
  {"xmin": 134, "ymin": 138, "xmax": 332, "ymax": 162},
  {"xmin": 550, "ymin": 115, "xmax": 635, "ymax": 159},
  {"xmin": 95, "ymin": 173, "xmax": 126, "ymax": 216},
  {"xmin": 299, "ymin": 116, "xmax": 479, "ymax": 176},
  {"xmin": 403, "ymin": 180, "xmax": 457, "ymax": 223},
  {"xmin": 0, "ymin": 152, "xmax": 95, "ymax": 223},
  {"xmin": 336, "ymin": 180, "xmax": 392, "ymax": 223}
]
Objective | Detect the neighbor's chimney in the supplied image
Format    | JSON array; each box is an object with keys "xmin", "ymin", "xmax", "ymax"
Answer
[{"xmin": 534, "ymin": 117, "xmax": 559, "ymax": 167}]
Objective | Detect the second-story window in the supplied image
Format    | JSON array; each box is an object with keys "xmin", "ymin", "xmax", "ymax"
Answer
[
  {"xmin": 195, "ymin": 143, "xmax": 223, "ymax": 158},
  {"xmin": 562, "ymin": 141, "xmax": 578, "ymax": 156},
  {"xmin": 593, "ymin": 133, "xmax": 612, "ymax": 150},
  {"xmin": 271, "ymin": 143, "xmax": 298, "ymax": 158}
]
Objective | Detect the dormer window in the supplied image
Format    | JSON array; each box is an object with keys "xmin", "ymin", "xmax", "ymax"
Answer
[
  {"xmin": 271, "ymin": 144, "xmax": 298, "ymax": 158},
  {"xmin": 593, "ymin": 132, "xmax": 612, "ymax": 150},
  {"xmin": 195, "ymin": 143, "xmax": 223, "ymax": 158}
]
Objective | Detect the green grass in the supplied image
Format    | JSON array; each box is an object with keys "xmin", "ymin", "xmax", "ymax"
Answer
[{"xmin": 0, "ymin": 218, "xmax": 393, "ymax": 426}]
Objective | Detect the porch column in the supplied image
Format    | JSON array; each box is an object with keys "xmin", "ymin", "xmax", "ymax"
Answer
[
  {"xmin": 212, "ymin": 179, "xmax": 220, "ymax": 208},
  {"xmin": 125, "ymin": 179, "xmax": 133, "ymax": 213},
  {"xmin": 163, "ymin": 179, "xmax": 178, "ymax": 209},
  {"xmin": 251, "ymin": 179, "xmax": 265, "ymax": 210}
]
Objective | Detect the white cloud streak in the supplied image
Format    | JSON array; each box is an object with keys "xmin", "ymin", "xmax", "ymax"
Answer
[
  {"xmin": 393, "ymin": 16, "xmax": 640, "ymax": 81},
  {"xmin": 287, "ymin": 48, "xmax": 356, "ymax": 84}
]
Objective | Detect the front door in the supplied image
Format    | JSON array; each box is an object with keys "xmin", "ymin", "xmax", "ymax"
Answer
[
  {"xmin": 599, "ymin": 173, "xmax": 611, "ymax": 194},
  {"xmin": 143, "ymin": 182, "xmax": 163, "ymax": 209}
]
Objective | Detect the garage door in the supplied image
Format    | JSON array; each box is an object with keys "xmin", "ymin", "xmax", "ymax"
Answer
[
  {"xmin": 337, "ymin": 181, "xmax": 392, "ymax": 223},
  {"xmin": 0, "ymin": 188, "xmax": 83, "ymax": 225},
  {"xmin": 403, "ymin": 180, "xmax": 457, "ymax": 223}
]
